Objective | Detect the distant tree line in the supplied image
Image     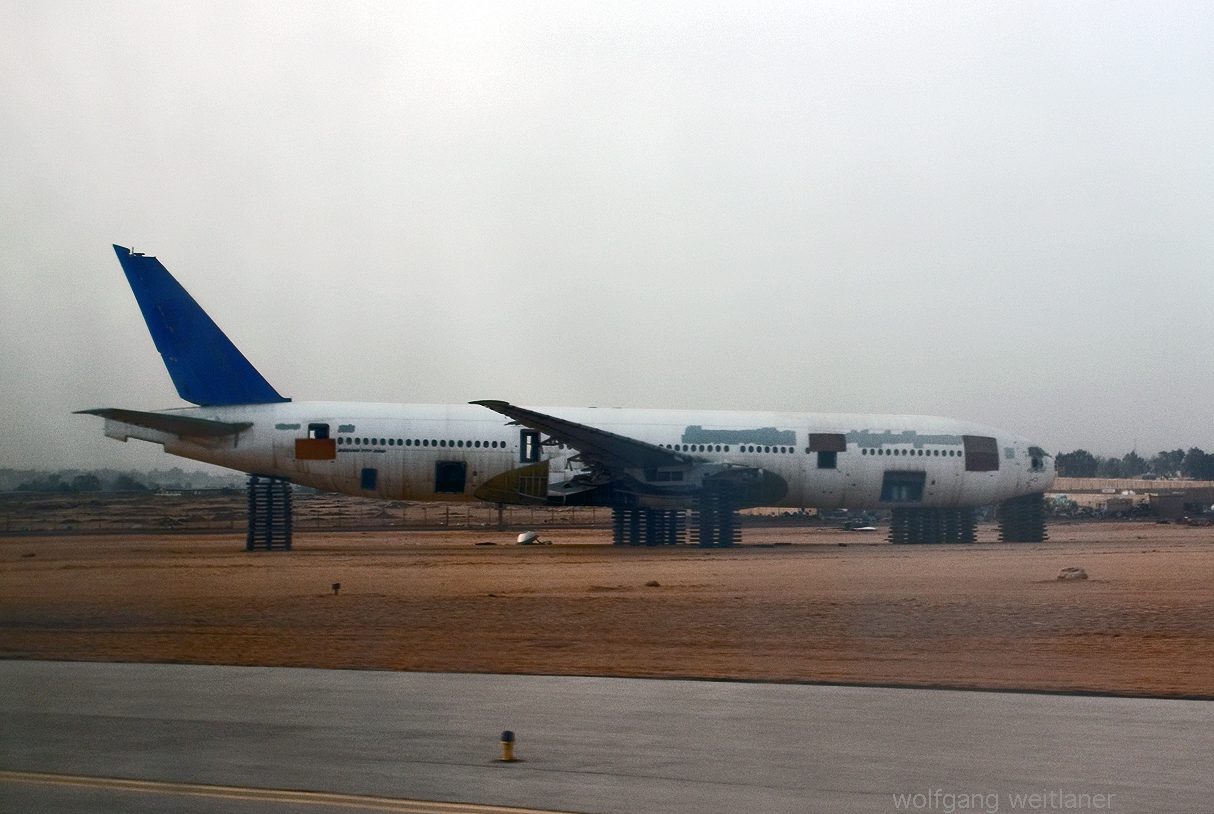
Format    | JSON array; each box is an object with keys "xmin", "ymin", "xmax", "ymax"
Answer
[
  {"xmin": 1055, "ymin": 448, "xmax": 1214, "ymax": 480},
  {"xmin": 11, "ymin": 471, "xmax": 151, "ymax": 493},
  {"xmin": 0, "ymin": 467, "xmax": 245, "ymax": 493}
]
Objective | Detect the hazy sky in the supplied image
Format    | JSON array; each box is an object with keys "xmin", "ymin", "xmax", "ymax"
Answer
[{"xmin": 3, "ymin": 1, "xmax": 1213, "ymax": 472}]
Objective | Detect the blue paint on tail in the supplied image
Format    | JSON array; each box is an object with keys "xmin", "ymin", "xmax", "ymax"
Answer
[{"xmin": 113, "ymin": 245, "xmax": 289, "ymax": 406}]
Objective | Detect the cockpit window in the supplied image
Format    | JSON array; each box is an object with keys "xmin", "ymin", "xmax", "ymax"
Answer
[{"xmin": 1028, "ymin": 446, "xmax": 1049, "ymax": 473}]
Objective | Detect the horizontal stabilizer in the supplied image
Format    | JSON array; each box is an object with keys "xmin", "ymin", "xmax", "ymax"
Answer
[
  {"xmin": 113, "ymin": 245, "xmax": 289, "ymax": 406},
  {"xmin": 76, "ymin": 408, "xmax": 252, "ymax": 437}
]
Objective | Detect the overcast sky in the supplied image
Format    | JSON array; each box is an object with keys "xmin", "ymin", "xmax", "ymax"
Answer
[{"xmin": 3, "ymin": 1, "xmax": 1213, "ymax": 472}]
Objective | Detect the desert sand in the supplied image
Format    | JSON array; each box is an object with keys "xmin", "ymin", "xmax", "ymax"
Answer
[{"xmin": 2, "ymin": 522, "xmax": 1212, "ymax": 698}]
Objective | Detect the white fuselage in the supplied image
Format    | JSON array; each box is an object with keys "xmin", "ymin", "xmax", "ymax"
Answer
[{"xmin": 100, "ymin": 401, "xmax": 1055, "ymax": 509}]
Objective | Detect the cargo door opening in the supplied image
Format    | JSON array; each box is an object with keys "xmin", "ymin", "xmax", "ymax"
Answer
[
  {"xmin": 296, "ymin": 423, "xmax": 336, "ymax": 460},
  {"xmin": 435, "ymin": 461, "xmax": 467, "ymax": 494},
  {"xmin": 963, "ymin": 435, "xmax": 999, "ymax": 472},
  {"xmin": 881, "ymin": 470, "xmax": 926, "ymax": 502},
  {"xmin": 809, "ymin": 433, "xmax": 846, "ymax": 469}
]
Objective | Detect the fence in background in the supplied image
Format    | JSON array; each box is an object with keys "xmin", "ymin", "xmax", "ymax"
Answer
[{"xmin": 0, "ymin": 490, "xmax": 610, "ymax": 535}]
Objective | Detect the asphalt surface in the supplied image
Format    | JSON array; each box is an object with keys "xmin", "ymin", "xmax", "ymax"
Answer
[{"xmin": 1, "ymin": 661, "xmax": 1210, "ymax": 813}]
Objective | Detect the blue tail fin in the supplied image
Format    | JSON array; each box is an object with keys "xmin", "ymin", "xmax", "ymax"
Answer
[{"xmin": 113, "ymin": 245, "xmax": 290, "ymax": 406}]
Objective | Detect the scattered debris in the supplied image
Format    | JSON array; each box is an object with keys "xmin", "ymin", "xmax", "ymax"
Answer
[
  {"xmin": 1057, "ymin": 567, "xmax": 1088, "ymax": 581},
  {"xmin": 516, "ymin": 531, "xmax": 551, "ymax": 545},
  {"xmin": 331, "ymin": 582, "xmax": 341, "ymax": 595},
  {"xmin": 645, "ymin": 580, "xmax": 661, "ymax": 587}
]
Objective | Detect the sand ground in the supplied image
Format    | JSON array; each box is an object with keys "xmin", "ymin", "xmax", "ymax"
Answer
[{"xmin": 2, "ymin": 522, "xmax": 1212, "ymax": 698}]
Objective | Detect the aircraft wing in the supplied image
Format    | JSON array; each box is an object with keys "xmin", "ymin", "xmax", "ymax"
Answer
[
  {"xmin": 470, "ymin": 400, "xmax": 696, "ymax": 470},
  {"xmin": 76, "ymin": 408, "xmax": 252, "ymax": 437}
]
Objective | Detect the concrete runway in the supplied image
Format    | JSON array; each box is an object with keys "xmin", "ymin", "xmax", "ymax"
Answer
[{"xmin": 1, "ymin": 662, "xmax": 1209, "ymax": 813}]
